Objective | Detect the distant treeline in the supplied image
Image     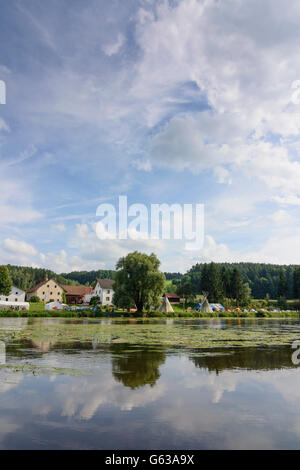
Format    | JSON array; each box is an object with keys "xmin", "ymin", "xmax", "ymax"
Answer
[
  {"xmin": 6, "ymin": 265, "xmax": 78, "ymax": 291},
  {"xmin": 164, "ymin": 272, "xmax": 183, "ymax": 281},
  {"xmin": 61, "ymin": 269, "xmax": 115, "ymax": 285},
  {"xmin": 5, "ymin": 262, "xmax": 300, "ymax": 300},
  {"xmin": 178, "ymin": 262, "xmax": 300, "ymax": 299}
]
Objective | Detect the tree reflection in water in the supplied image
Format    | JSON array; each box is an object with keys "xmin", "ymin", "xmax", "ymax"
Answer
[
  {"xmin": 111, "ymin": 344, "xmax": 166, "ymax": 389},
  {"xmin": 190, "ymin": 345, "xmax": 300, "ymax": 374}
]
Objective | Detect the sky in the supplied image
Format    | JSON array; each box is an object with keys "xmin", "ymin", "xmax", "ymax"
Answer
[{"xmin": 1, "ymin": 0, "xmax": 300, "ymax": 273}]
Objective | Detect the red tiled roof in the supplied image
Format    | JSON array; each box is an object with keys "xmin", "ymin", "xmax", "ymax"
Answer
[
  {"xmin": 62, "ymin": 285, "xmax": 93, "ymax": 296},
  {"xmin": 163, "ymin": 293, "xmax": 180, "ymax": 299}
]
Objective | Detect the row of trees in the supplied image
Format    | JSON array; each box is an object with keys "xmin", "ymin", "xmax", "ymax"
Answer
[
  {"xmin": 3, "ymin": 257, "xmax": 300, "ymax": 312},
  {"xmin": 61, "ymin": 269, "xmax": 115, "ymax": 285},
  {"xmin": 175, "ymin": 263, "xmax": 251, "ymax": 306},
  {"xmin": 112, "ymin": 256, "xmax": 252, "ymax": 312},
  {"xmin": 179, "ymin": 262, "xmax": 300, "ymax": 300},
  {"xmin": 6, "ymin": 265, "xmax": 78, "ymax": 291}
]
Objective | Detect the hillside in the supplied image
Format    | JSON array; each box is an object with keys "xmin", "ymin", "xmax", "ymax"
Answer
[
  {"xmin": 6, "ymin": 265, "xmax": 79, "ymax": 291},
  {"xmin": 181, "ymin": 262, "xmax": 299, "ymax": 299},
  {"xmin": 5, "ymin": 262, "xmax": 300, "ymax": 299}
]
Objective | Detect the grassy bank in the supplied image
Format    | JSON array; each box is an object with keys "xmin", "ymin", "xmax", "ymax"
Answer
[
  {"xmin": 0, "ymin": 301, "xmax": 298, "ymax": 319},
  {"xmin": 1, "ymin": 308, "xmax": 300, "ymax": 319}
]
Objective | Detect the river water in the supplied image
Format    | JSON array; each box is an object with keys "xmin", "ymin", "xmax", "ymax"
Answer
[{"xmin": 0, "ymin": 317, "xmax": 300, "ymax": 449}]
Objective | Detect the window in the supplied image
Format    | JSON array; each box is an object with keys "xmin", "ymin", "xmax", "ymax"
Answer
[
  {"xmin": 16, "ymin": 292, "xmax": 18, "ymax": 295},
  {"xmin": 47, "ymin": 285, "xmax": 49, "ymax": 288},
  {"xmin": 58, "ymin": 292, "xmax": 60, "ymax": 295},
  {"xmin": 55, "ymin": 285, "xmax": 57, "ymax": 288},
  {"xmin": 43, "ymin": 292, "xmax": 45, "ymax": 295},
  {"xmin": 106, "ymin": 297, "xmax": 110, "ymax": 301},
  {"xmin": 50, "ymin": 292, "xmax": 53, "ymax": 295},
  {"xmin": 15, "ymin": 298, "xmax": 18, "ymax": 302},
  {"xmin": 107, "ymin": 290, "xmax": 110, "ymax": 294},
  {"xmin": 6, "ymin": 298, "xmax": 8, "ymax": 301}
]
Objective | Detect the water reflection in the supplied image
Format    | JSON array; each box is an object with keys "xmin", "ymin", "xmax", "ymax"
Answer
[
  {"xmin": 111, "ymin": 345, "xmax": 166, "ymax": 389},
  {"xmin": 1, "ymin": 319, "xmax": 300, "ymax": 448},
  {"xmin": 190, "ymin": 346, "xmax": 299, "ymax": 373}
]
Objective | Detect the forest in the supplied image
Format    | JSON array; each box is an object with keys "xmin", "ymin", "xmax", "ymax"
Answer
[
  {"xmin": 178, "ymin": 262, "xmax": 300, "ymax": 300},
  {"xmin": 5, "ymin": 262, "xmax": 300, "ymax": 302}
]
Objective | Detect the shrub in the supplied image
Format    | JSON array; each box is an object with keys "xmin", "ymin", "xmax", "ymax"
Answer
[
  {"xmin": 30, "ymin": 296, "xmax": 40, "ymax": 303},
  {"xmin": 89, "ymin": 296, "xmax": 100, "ymax": 306}
]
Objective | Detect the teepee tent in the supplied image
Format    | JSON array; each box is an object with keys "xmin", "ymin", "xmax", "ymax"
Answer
[
  {"xmin": 201, "ymin": 293, "xmax": 213, "ymax": 313},
  {"xmin": 159, "ymin": 295, "xmax": 174, "ymax": 313}
]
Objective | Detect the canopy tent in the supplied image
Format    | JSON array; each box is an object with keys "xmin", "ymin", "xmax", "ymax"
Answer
[
  {"xmin": 0, "ymin": 301, "xmax": 29, "ymax": 311},
  {"xmin": 195, "ymin": 302, "xmax": 225, "ymax": 312},
  {"xmin": 210, "ymin": 303, "xmax": 225, "ymax": 312},
  {"xmin": 45, "ymin": 301, "xmax": 64, "ymax": 311},
  {"xmin": 159, "ymin": 296, "xmax": 174, "ymax": 313}
]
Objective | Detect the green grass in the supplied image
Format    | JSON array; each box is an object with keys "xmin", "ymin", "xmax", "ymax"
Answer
[
  {"xmin": 0, "ymin": 302, "xmax": 300, "ymax": 319},
  {"xmin": 0, "ymin": 301, "xmax": 294, "ymax": 319},
  {"xmin": 29, "ymin": 302, "xmax": 45, "ymax": 313}
]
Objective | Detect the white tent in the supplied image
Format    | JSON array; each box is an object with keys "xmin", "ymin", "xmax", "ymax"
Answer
[
  {"xmin": 0, "ymin": 301, "xmax": 29, "ymax": 311},
  {"xmin": 159, "ymin": 296, "xmax": 174, "ymax": 313},
  {"xmin": 201, "ymin": 293, "xmax": 213, "ymax": 313},
  {"xmin": 45, "ymin": 301, "xmax": 64, "ymax": 311}
]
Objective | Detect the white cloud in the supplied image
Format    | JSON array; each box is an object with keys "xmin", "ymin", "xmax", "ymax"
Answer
[
  {"xmin": 1, "ymin": 238, "xmax": 38, "ymax": 265},
  {"xmin": 0, "ymin": 118, "xmax": 9, "ymax": 132},
  {"xmin": 131, "ymin": 158, "xmax": 152, "ymax": 172},
  {"xmin": 52, "ymin": 224, "xmax": 66, "ymax": 232},
  {"xmin": 0, "ymin": 179, "xmax": 41, "ymax": 225},
  {"xmin": 2, "ymin": 238, "xmax": 37, "ymax": 257},
  {"xmin": 102, "ymin": 33, "xmax": 125, "ymax": 56},
  {"xmin": 268, "ymin": 210, "xmax": 292, "ymax": 226},
  {"xmin": 132, "ymin": 0, "xmax": 300, "ymax": 204}
]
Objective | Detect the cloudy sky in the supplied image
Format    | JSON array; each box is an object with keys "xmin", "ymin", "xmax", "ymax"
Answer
[{"xmin": 1, "ymin": 0, "xmax": 300, "ymax": 273}]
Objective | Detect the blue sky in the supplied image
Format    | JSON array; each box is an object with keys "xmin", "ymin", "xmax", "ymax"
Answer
[{"xmin": 1, "ymin": 0, "xmax": 300, "ymax": 273}]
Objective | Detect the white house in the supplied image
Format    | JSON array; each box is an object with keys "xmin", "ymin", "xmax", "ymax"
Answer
[
  {"xmin": 93, "ymin": 279, "xmax": 115, "ymax": 306},
  {"xmin": 0, "ymin": 286, "xmax": 26, "ymax": 303}
]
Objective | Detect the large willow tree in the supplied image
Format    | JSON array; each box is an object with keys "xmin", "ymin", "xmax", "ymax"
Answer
[{"xmin": 113, "ymin": 252, "xmax": 165, "ymax": 314}]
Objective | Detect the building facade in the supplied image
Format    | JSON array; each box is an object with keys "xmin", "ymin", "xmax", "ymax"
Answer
[
  {"xmin": 0, "ymin": 286, "xmax": 26, "ymax": 303},
  {"xmin": 26, "ymin": 279, "xmax": 64, "ymax": 303},
  {"xmin": 93, "ymin": 279, "xmax": 115, "ymax": 306},
  {"xmin": 62, "ymin": 285, "xmax": 93, "ymax": 304}
]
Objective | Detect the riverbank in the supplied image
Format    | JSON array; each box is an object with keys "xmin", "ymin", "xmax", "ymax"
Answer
[{"xmin": 1, "ymin": 309, "xmax": 300, "ymax": 318}]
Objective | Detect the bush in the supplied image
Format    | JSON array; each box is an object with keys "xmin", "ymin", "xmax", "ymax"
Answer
[
  {"xmin": 30, "ymin": 296, "xmax": 40, "ymax": 303},
  {"xmin": 89, "ymin": 296, "xmax": 100, "ymax": 306}
]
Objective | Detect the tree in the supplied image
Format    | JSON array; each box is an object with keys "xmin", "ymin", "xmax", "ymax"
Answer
[
  {"xmin": 240, "ymin": 282, "xmax": 252, "ymax": 306},
  {"xmin": 0, "ymin": 266, "xmax": 12, "ymax": 296},
  {"xmin": 293, "ymin": 267, "xmax": 300, "ymax": 299},
  {"xmin": 231, "ymin": 268, "xmax": 243, "ymax": 305},
  {"xmin": 277, "ymin": 268, "xmax": 288, "ymax": 298},
  {"xmin": 278, "ymin": 296, "xmax": 287, "ymax": 310},
  {"xmin": 176, "ymin": 282, "xmax": 196, "ymax": 304},
  {"xmin": 89, "ymin": 296, "xmax": 100, "ymax": 306},
  {"xmin": 200, "ymin": 262, "xmax": 223, "ymax": 302},
  {"xmin": 113, "ymin": 252, "xmax": 165, "ymax": 314},
  {"xmin": 221, "ymin": 266, "xmax": 232, "ymax": 298},
  {"xmin": 30, "ymin": 295, "xmax": 40, "ymax": 303}
]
